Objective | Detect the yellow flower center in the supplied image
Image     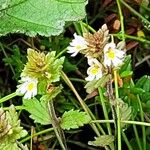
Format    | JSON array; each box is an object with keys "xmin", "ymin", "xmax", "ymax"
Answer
[
  {"xmin": 90, "ymin": 65, "xmax": 99, "ymax": 75},
  {"xmin": 27, "ymin": 82, "xmax": 35, "ymax": 91},
  {"xmin": 107, "ymin": 48, "xmax": 115, "ymax": 59},
  {"xmin": 75, "ymin": 45, "xmax": 82, "ymax": 50}
]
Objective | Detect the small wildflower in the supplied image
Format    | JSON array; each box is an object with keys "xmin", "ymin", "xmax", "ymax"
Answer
[
  {"xmin": 85, "ymin": 57, "xmax": 103, "ymax": 81},
  {"xmin": 103, "ymin": 42, "xmax": 125, "ymax": 67},
  {"xmin": 67, "ymin": 33, "xmax": 88, "ymax": 57},
  {"xmin": 16, "ymin": 76, "xmax": 38, "ymax": 99}
]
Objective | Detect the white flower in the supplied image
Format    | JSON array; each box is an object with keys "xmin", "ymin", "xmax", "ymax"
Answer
[
  {"xmin": 16, "ymin": 76, "xmax": 38, "ymax": 99},
  {"xmin": 67, "ymin": 33, "xmax": 88, "ymax": 57},
  {"xmin": 85, "ymin": 57, "xmax": 103, "ymax": 81},
  {"xmin": 103, "ymin": 42, "xmax": 125, "ymax": 67}
]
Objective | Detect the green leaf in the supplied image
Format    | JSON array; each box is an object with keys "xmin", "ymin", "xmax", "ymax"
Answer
[
  {"xmin": 120, "ymin": 55, "xmax": 132, "ymax": 73},
  {"xmin": 60, "ymin": 109, "xmax": 91, "ymax": 130},
  {"xmin": 23, "ymin": 98, "xmax": 50, "ymax": 125},
  {"xmin": 0, "ymin": 0, "xmax": 87, "ymax": 36},
  {"xmin": 63, "ymin": 58, "xmax": 77, "ymax": 73},
  {"xmin": 117, "ymin": 99, "xmax": 132, "ymax": 128},
  {"xmin": 136, "ymin": 75, "xmax": 150, "ymax": 92},
  {"xmin": 120, "ymin": 71, "xmax": 133, "ymax": 78},
  {"xmin": 0, "ymin": 143, "xmax": 19, "ymax": 150},
  {"xmin": 88, "ymin": 135, "xmax": 114, "ymax": 147}
]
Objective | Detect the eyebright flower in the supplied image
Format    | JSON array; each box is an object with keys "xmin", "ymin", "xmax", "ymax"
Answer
[
  {"xmin": 67, "ymin": 33, "xmax": 88, "ymax": 57},
  {"xmin": 16, "ymin": 76, "xmax": 38, "ymax": 99},
  {"xmin": 21, "ymin": 49, "xmax": 64, "ymax": 83},
  {"xmin": 85, "ymin": 57, "xmax": 103, "ymax": 81},
  {"xmin": 103, "ymin": 42, "xmax": 125, "ymax": 67}
]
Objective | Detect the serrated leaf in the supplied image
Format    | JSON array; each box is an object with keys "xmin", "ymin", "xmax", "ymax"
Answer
[
  {"xmin": 117, "ymin": 99, "xmax": 132, "ymax": 128},
  {"xmin": 88, "ymin": 135, "xmax": 114, "ymax": 147},
  {"xmin": 23, "ymin": 98, "xmax": 50, "ymax": 125},
  {"xmin": 0, "ymin": 0, "xmax": 87, "ymax": 36},
  {"xmin": 0, "ymin": 142, "xmax": 19, "ymax": 150},
  {"xmin": 60, "ymin": 109, "xmax": 91, "ymax": 130}
]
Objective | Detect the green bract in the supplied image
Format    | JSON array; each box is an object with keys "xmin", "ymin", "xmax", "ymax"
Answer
[
  {"xmin": 21, "ymin": 48, "xmax": 64, "ymax": 83},
  {"xmin": 0, "ymin": 105, "xmax": 27, "ymax": 150}
]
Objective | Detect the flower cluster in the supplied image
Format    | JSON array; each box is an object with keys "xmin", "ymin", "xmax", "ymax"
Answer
[
  {"xmin": 67, "ymin": 24, "xmax": 126, "ymax": 81},
  {"xmin": 16, "ymin": 49, "xmax": 64, "ymax": 99}
]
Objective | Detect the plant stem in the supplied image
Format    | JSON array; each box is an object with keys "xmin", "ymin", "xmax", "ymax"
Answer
[
  {"xmin": 3, "ymin": 105, "xmax": 25, "ymax": 110},
  {"xmin": 113, "ymin": 33, "xmax": 150, "ymax": 45},
  {"xmin": 137, "ymin": 95, "xmax": 146, "ymax": 150},
  {"xmin": 73, "ymin": 22, "xmax": 82, "ymax": 35},
  {"xmin": 91, "ymin": 120, "xmax": 150, "ymax": 127},
  {"xmin": 122, "ymin": 131, "xmax": 133, "ymax": 150},
  {"xmin": 30, "ymin": 127, "xmax": 34, "ymax": 150},
  {"xmin": 98, "ymin": 87, "xmax": 115, "ymax": 150},
  {"xmin": 98, "ymin": 87, "xmax": 112, "ymax": 135},
  {"xmin": 114, "ymin": 70, "xmax": 121, "ymax": 150},
  {"xmin": 48, "ymin": 100, "xmax": 67, "ymax": 150},
  {"xmin": 116, "ymin": 0, "xmax": 125, "ymax": 41},
  {"xmin": 55, "ymin": 48, "xmax": 67, "ymax": 58},
  {"xmin": 0, "ymin": 92, "xmax": 17, "ymax": 104},
  {"xmin": 20, "ymin": 128, "xmax": 54, "ymax": 143},
  {"xmin": 132, "ymin": 123, "xmax": 142, "ymax": 150},
  {"xmin": 80, "ymin": 21, "xmax": 96, "ymax": 33},
  {"xmin": 120, "ymin": 0, "xmax": 150, "ymax": 25}
]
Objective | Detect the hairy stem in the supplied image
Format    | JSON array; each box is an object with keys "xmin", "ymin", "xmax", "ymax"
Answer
[
  {"xmin": 48, "ymin": 100, "xmax": 67, "ymax": 150},
  {"xmin": 114, "ymin": 70, "xmax": 121, "ymax": 150},
  {"xmin": 0, "ymin": 92, "xmax": 17, "ymax": 104}
]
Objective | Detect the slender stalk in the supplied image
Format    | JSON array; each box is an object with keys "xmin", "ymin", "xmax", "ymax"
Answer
[
  {"xmin": 122, "ymin": 131, "xmax": 133, "ymax": 150},
  {"xmin": 30, "ymin": 127, "xmax": 34, "ymax": 150},
  {"xmin": 91, "ymin": 120, "xmax": 150, "ymax": 126},
  {"xmin": 80, "ymin": 21, "xmax": 96, "ymax": 33},
  {"xmin": 98, "ymin": 87, "xmax": 112, "ymax": 135},
  {"xmin": 48, "ymin": 100, "xmax": 67, "ymax": 150},
  {"xmin": 98, "ymin": 87, "xmax": 115, "ymax": 150},
  {"xmin": 114, "ymin": 70, "xmax": 121, "ymax": 150},
  {"xmin": 73, "ymin": 22, "xmax": 82, "ymax": 35},
  {"xmin": 3, "ymin": 105, "xmax": 25, "ymax": 110},
  {"xmin": 120, "ymin": 0, "xmax": 150, "ymax": 25},
  {"xmin": 0, "ymin": 92, "xmax": 17, "ymax": 103},
  {"xmin": 113, "ymin": 34, "xmax": 150, "ymax": 45},
  {"xmin": 137, "ymin": 95, "xmax": 146, "ymax": 150},
  {"xmin": 131, "ymin": 79, "xmax": 143, "ymax": 150},
  {"xmin": 116, "ymin": 0, "xmax": 125, "ymax": 41},
  {"xmin": 132, "ymin": 124, "xmax": 142, "ymax": 150},
  {"xmin": 20, "ymin": 128, "xmax": 54, "ymax": 143},
  {"xmin": 55, "ymin": 48, "xmax": 67, "ymax": 59}
]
